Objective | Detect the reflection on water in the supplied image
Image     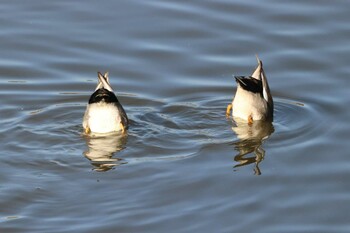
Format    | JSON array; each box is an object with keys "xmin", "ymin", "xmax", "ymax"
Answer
[
  {"xmin": 83, "ymin": 133, "xmax": 128, "ymax": 172},
  {"xmin": 231, "ymin": 119, "xmax": 274, "ymax": 175},
  {"xmin": 1, "ymin": 0, "xmax": 349, "ymax": 231}
]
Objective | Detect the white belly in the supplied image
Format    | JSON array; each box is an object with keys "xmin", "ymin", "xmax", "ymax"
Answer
[
  {"xmin": 83, "ymin": 103, "xmax": 122, "ymax": 133},
  {"xmin": 232, "ymin": 87, "xmax": 268, "ymax": 121}
]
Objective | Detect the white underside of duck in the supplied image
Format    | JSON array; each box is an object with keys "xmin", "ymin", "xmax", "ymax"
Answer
[
  {"xmin": 232, "ymin": 86, "xmax": 269, "ymax": 121},
  {"xmin": 83, "ymin": 102, "xmax": 122, "ymax": 134}
]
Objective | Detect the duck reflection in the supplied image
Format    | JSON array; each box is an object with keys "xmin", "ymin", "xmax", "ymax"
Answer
[
  {"xmin": 83, "ymin": 133, "xmax": 127, "ymax": 172},
  {"xmin": 231, "ymin": 118, "xmax": 274, "ymax": 175}
]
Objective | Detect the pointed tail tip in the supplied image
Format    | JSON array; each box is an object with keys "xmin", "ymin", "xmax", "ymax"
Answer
[
  {"xmin": 97, "ymin": 71, "xmax": 114, "ymax": 92},
  {"xmin": 255, "ymin": 54, "xmax": 263, "ymax": 66},
  {"xmin": 97, "ymin": 71, "xmax": 109, "ymax": 82}
]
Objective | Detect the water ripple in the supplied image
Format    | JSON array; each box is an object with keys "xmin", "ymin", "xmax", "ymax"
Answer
[
  {"xmin": 271, "ymin": 98, "xmax": 325, "ymax": 148},
  {"xmin": 1, "ymin": 0, "xmax": 350, "ymax": 232}
]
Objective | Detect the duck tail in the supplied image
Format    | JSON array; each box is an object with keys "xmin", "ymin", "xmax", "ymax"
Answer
[
  {"xmin": 260, "ymin": 66, "xmax": 273, "ymax": 109},
  {"xmin": 97, "ymin": 72, "xmax": 114, "ymax": 92},
  {"xmin": 251, "ymin": 54, "xmax": 262, "ymax": 80},
  {"xmin": 95, "ymin": 72, "xmax": 103, "ymax": 91}
]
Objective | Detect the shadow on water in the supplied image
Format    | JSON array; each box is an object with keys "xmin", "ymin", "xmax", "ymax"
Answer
[
  {"xmin": 83, "ymin": 133, "xmax": 128, "ymax": 172},
  {"xmin": 231, "ymin": 119, "xmax": 274, "ymax": 175}
]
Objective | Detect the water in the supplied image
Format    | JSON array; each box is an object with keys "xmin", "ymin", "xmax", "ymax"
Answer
[{"xmin": 1, "ymin": 0, "xmax": 350, "ymax": 232}]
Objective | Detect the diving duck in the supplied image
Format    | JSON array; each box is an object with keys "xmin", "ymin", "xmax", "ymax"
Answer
[
  {"xmin": 226, "ymin": 56, "xmax": 273, "ymax": 123},
  {"xmin": 83, "ymin": 72, "xmax": 129, "ymax": 134}
]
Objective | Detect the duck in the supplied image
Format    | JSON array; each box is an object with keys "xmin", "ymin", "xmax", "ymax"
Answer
[
  {"xmin": 83, "ymin": 72, "xmax": 129, "ymax": 134},
  {"xmin": 226, "ymin": 56, "xmax": 273, "ymax": 123}
]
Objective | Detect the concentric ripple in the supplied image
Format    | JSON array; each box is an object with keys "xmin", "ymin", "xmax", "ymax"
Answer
[
  {"xmin": 271, "ymin": 97, "xmax": 324, "ymax": 148},
  {"xmin": 1, "ymin": 86, "xmax": 323, "ymax": 175}
]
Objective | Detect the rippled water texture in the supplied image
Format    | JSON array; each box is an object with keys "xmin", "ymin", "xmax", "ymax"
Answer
[{"xmin": 1, "ymin": 0, "xmax": 350, "ymax": 232}]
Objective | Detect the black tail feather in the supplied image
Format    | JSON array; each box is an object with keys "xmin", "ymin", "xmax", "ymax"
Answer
[{"xmin": 234, "ymin": 76, "xmax": 262, "ymax": 94}]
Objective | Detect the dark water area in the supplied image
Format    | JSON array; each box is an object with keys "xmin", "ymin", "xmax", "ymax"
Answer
[{"xmin": 1, "ymin": 0, "xmax": 350, "ymax": 232}]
